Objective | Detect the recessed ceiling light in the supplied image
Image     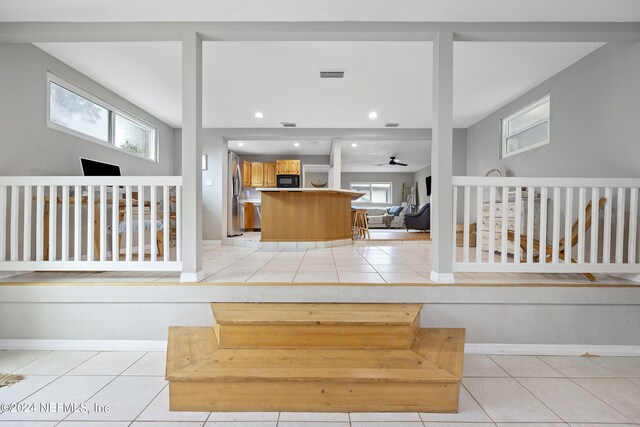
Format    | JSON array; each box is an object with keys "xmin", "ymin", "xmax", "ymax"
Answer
[
  {"xmin": 351, "ymin": 143, "xmax": 358, "ymax": 147},
  {"xmin": 254, "ymin": 111, "xmax": 264, "ymax": 119},
  {"xmin": 368, "ymin": 111, "xmax": 378, "ymax": 120},
  {"xmin": 238, "ymin": 142, "xmax": 244, "ymax": 147},
  {"xmin": 294, "ymin": 142, "xmax": 300, "ymax": 147}
]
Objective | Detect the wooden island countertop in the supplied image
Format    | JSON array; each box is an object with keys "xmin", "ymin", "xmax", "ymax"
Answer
[{"xmin": 257, "ymin": 188, "xmax": 364, "ymax": 242}]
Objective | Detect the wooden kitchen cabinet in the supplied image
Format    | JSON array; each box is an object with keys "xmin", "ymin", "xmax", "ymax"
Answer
[
  {"xmin": 244, "ymin": 202, "xmax": 254, "ymax": 230},
  {"xmin": 289, "ymin": 160, "xmax": 301, "ymax": 175},
  {"xmin": 264, "ymin": 162, "xmax": 277, "ymax": 187},
  {"xmin": 276, "ymin": 160, "xmax": 301, "ymax": 175},
  {"xmin": 242, "ymin": 162, "xmax": 252, "ymax": 187},
  {"xmin": 250, "ymin": 162, "xmax": 265, "ymax": 187}
]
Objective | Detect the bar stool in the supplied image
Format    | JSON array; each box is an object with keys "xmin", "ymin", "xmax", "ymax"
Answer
[{"xmin": 353, "ymin": 209, "xmax": 370, "ymax": 240}]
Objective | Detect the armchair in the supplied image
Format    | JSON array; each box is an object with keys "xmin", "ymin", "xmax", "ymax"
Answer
[{"xmin": 404, "ymin": 203, "xmax": 431, "ymax": 232}]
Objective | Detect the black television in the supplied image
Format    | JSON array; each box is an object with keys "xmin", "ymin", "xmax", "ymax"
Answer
[
  {"xmin": 425, "ymin": 176, "xmax": 432, "ymax": 197},
  {"xmin": 80, "ymin": 157, "xmax": 122, "ymax": 176}
]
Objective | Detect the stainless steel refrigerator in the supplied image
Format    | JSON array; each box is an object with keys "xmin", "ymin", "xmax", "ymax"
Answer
[{"xmin": 227, "ymin": 151, "xmax": 244, "ymax": 236}]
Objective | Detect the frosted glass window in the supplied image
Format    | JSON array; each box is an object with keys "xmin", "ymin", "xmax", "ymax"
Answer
[
  {"xmin": 49, "ymin": 82, "xmax": 110, "ymax": 142},
  {"xmin": 502, "ymin": 94, "xmax": 550, "ymax": 158},
  {"xmin": 115, "ymin": 113, "xmax": 156, "ymax": 160},
  {"xmin": 48, "ymin": 74, "xmax": 158, "ymax": 162}
]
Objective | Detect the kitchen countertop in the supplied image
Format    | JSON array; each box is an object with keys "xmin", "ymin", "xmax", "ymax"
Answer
[{"xmin": 257, "ymin": 187, "xmax": 365, "ymax": 198}]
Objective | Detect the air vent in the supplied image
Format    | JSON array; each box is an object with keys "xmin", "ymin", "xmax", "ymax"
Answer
[
  {"xmin": 385, "ymin": 123, "xmax": 400, "ymax": 128},
  {"xmin": 281, "ymin": 122, "xmax": 297, "ymax": 128},
  {"xmin": 320, "ymin": 70, "xmax": 345, "ymax": 79}
]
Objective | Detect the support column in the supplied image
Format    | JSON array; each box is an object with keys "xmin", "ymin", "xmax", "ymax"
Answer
[
  {"xmin": 180, "ymin": 31, "xmax": 204, "ymax": 282},
  {"xmin": 430, "ymin": 32, "xmax": 455, "ymax": 284},
  {"xmin": 328, "ymin": 137, "xmax": 342, "ymax": 189}
]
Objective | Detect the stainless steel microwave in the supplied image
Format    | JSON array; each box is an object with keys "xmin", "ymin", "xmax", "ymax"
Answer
[{"xmin": 276, "ymin": 174, "xmax": 300, "ymax": 188}]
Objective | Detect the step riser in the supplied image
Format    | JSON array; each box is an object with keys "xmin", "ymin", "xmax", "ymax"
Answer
[
  {"xmin": 213, "ymin": 320, "xmax": 419, "ymax": 349},
  {"xmin": 169, "ymin": 381, "xmax": 459, "ymax": 413}
]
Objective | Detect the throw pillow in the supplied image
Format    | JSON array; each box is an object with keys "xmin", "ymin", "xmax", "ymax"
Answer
[{"xmin": 388, "ymin": 205, "xmax": 404, "ymax": 216}]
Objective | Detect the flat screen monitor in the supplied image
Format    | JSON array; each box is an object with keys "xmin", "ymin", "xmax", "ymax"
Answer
[
  {"xmin": 80, "ymin": 157, "xmax": 122, "ymax": 176},
  {"xmin": 426, "ymin": 176, "xmax": 432, "ymax": 197}
]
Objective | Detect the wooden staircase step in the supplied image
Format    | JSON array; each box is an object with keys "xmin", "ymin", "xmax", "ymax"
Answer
[
  {"xmin": 211, "ymin": 303, "xmax": 422, "ymax": 349},
  {"xmin": 166, "ymin": 326, "xmax": 465, "ymax": 412}
]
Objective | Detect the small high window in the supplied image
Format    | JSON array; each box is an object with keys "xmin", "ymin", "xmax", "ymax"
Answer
[
  {"xmin": 501, "ymin": 94, "xmax": 550, "ymax": 158},
  {"xmin": 350, "ymin": 182, "xmax": 392, "ymax": 204},
  {"xmin": 47, "ymin": 74, "xmax": 158, "ymax": 162}
]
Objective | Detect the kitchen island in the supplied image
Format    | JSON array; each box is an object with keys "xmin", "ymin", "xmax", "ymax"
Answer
[{"xmin": 257, "ymin": 188, "xmax": 364, "ymax": 243}]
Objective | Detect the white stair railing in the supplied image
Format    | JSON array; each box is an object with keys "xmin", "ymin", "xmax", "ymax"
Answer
[
  {"xmin": 0, "ymin": 176, "xmax": 182, "ymax": 272},
  {"xmin": 452, "ymin": 177, "xmax": 640, "ymax": 274}
]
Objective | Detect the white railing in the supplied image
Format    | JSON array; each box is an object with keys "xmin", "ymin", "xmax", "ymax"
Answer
[
  {"xmin": 0, "ymin": 176, "xmax": 182, "ymax": 272},
  {"xmin": 452, "ymin": 177, "xmax": 640, "ymax": 274}
]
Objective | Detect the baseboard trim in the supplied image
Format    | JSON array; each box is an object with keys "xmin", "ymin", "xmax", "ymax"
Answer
[
  {"xmin": 180, "ymin": 270, "xmax": 205, "ymax": 282},
  {"xmin": 0, "ymin": 339, "xmax": 167, "ymax": 352},
  {"xmin": 465, "ymin": 343, "xmax": 640, "ymax": 356},
  {"xmin": 2, "ymin": 339, "xmax": 639, "ymax": 356},
  {"xmin": 430, "ymin": 271, "xmax": 455, "ymax": 283}
]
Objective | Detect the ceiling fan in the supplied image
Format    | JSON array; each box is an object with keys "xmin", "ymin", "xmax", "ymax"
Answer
[{"xmin": 375, "ymin": 156, "xmax": 408, "ymax": 167}]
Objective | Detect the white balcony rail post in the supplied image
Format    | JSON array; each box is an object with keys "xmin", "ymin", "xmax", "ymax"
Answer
[
  {"xmin": 0, "ymin": 176, "xmax": 181, "ymax": 273},
  {"xmin": 450, "ymin": 176, "xmax": 640, "ymax": 276}
]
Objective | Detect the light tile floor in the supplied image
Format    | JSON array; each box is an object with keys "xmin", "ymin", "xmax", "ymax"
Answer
[
  {"xmin": 1, "ymin": 241, "xmax": 636, "ymax": 285},
  {"xmin": 1, "ymin": 351, "xmax": 639, "ymax": 426}
]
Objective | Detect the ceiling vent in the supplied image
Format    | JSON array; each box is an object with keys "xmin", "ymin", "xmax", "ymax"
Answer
[
  {"xmin": 281, "ymin": 122, "xmax": 297, "ymax": 128},
  {"xmin": 320, "ymin": 70, "xmax": 346, "ymax": 79},
  {"xmin": 385, "ymin": 123, "xmax": 400, "ymax": 128}
]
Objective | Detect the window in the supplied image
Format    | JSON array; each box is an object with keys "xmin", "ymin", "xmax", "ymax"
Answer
[
  {"xmin": 47, "ymin": 74, "xmax": 157, "ymax": 162},
  {"xmin": 501, "ymin": 94, "xmax": 550, "ymax": 158},
  {"xmin": 350, "ymin": 182, "xmax": 392, "ymax": 204}
]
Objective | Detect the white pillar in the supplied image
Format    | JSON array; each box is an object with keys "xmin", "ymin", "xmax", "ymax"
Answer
[
  {"xmin": 180, "ymin": 31, "xmax": 204, "ymax": 282},
  {"xmin": 328, "ymin": 138, "xmax": 342, "ymax": 189},
  {"xmin": 430, "ymin": 32, "xmax": 455, "ymax": 284}
]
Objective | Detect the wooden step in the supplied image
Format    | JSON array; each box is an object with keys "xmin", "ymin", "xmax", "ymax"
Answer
[
  {"xmin": 211, "ymin": 303, "xmax": 422, "ymax": 349},
  {"xmin": 166, "ymin": 326, "xmax": 465, "ymax": 412}
]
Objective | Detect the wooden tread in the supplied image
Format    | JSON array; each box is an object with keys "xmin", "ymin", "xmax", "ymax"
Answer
[
  {"xmin": 211, "ymin": 303, "xmax": 422, "ymax": 325},
  {"xmin": 211, "ymin": 303, "xmax": 422, "ymax": 349},
  {"xmin": 166, "ymin": 326, "xmax": 464, "ymax": 412}
]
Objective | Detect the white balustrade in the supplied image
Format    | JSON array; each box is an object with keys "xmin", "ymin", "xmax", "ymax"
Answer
[
  {"xmin": 452, "ymin": 177, "xmax": 640, "ymax": 274},
  {"xmin": 0, "ymin": 176, "xmax": 182, "ymax": 272}
]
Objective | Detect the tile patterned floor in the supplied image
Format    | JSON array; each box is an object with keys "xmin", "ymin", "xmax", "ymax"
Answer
[
  {"xmin": 1, "ymin": 351, "xmax": 639, "ymax": 426},
  {"xmin": 1, "ymin": 241, "xmax": 636, "ymax": 285}
]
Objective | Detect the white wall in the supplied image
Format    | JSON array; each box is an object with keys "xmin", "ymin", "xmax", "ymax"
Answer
[{"xmin": 0, "ymin": 43, "xmax": 176, "ymax": 176}]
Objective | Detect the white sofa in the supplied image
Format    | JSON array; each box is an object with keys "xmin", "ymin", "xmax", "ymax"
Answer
[{"xmin": 363, "ymin": 202, "xmax": 407, "ymax": 229}]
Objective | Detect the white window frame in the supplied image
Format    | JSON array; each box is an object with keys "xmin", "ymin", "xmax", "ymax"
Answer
[
  {"xmin": 501, "ymin": 93, "xmax": 550, "ymax": 159},
  {"xmin": 47, "ymin": 72, "xmax": 159, "ymax": 163},
  {"xmin": 350, "ymin": 182, "xmax": 393, "ymax": 205}
]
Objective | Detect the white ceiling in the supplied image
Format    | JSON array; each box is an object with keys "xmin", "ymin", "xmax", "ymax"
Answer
[
  {"xmin": 35, "ymin": 41, "xmax": 603, "ymax": 129},
  {"xmin": 342, "ymin": 140, "xmax": 431, "ymax": 173},
  {"xmin": 4, "ymin": 0, "xmax": 640, "ymax": 22},
  {"xmin": 230, "ymin": 140, "xmax": 332, "ymax": 156}
]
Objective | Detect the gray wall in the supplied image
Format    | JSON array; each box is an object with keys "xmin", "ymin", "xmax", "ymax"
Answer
[
  {"xmin": 341, "ymin": 172, "xmax": 416, "ymax": 206},
  {"xmin": 466, "ymin": 42, "xmax": 640, "ymax": 178},
  {"xmin": 413, "ymin": 166, "xmax": 432, "ymax": 206},
  {"xmin": 0, "ymin": 43, "xmax": 176, "ymax": 176},
  {"xmin": 1, "ymin": 285, "xmax": 639, "ymax": 348}
]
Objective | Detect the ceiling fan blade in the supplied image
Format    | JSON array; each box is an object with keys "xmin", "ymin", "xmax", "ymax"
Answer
[
  {"xmin": 395, "ymin": 162, "xmax": 408, "ymax": 166},
  {"xmin": 374, "ymin": 163, "xmax": 387, "ymax": 166}
]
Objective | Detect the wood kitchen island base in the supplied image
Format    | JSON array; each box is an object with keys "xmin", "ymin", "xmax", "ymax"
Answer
[{"xmin": 258, "ymin": 188, "xmax": 364, "ymax": 242}]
